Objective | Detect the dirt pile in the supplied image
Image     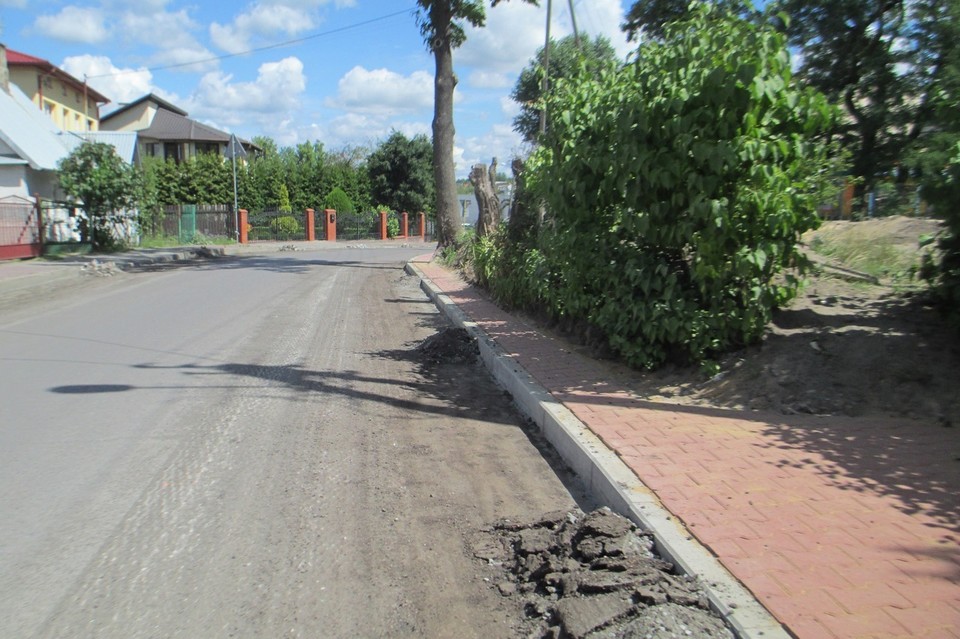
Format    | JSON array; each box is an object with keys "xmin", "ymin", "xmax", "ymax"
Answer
[
  {"xmin": 416, "ymin": 327, "xmax": 479, "ymax": 365},
  {"xmin": 594, "ymin": 217, "xmax": 960, "ymax": 425},
  {"xmin": 473, "ymin": 508, "xmax": 732, "ymax": 639}
]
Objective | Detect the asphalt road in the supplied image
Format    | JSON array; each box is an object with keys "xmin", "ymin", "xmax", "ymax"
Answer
[{"xmin": 0, "ymin": 247, "xmax": 584, "ymax": 638}]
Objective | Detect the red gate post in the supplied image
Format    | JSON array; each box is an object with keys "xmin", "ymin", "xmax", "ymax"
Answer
[
  {"xmin": 305, "ymin": 208, "xmax": 315, "ymax": 241},
  {"xmin": 238, "ymin": 209, "xmax": 248, "ymax": 244},
  {"xmin": 379, "ymin": 211, "xmax": 388, "ymax": 240},
  {"xmin": 418, "ymin": 212, "xmax": 426, "ymax": 239},
  {"xmin": 401, "ymin": 211, "xmax": 409, "ymax": 239},
  {"xmin": 324, "ymin": 209, "xmax": 336, "ymax": 242}
]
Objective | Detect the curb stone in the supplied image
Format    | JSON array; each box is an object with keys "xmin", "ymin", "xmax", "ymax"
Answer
[{"xmin": 406, "ymin": 260, "xmax": 791, "ymax": 639}]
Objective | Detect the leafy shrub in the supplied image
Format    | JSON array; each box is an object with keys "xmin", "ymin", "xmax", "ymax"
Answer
[
  {"xmin": 921, "ymin": 142, "xmax": 960, "ymax": 329},
  {"xmin": 325, "ymin": 187, "xmax": 355, "ymax": 215},
  {"xmin": 523, "ymin": 4, "xmax": 839, "ymax": 369},
  {"xmin": 273, "ymin": 215, "xmax": 302, "ymax": 238}
]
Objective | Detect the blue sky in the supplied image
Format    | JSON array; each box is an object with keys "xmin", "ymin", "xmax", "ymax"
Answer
[{"xmin": 0, "ymin": 0, "xmax": 633, "ymax": 176}]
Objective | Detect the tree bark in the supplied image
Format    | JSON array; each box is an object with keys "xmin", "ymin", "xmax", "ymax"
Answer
[
  {"xmin": 430, "ymin": 2, "xmax": 461, "ymax": 249},
  {"xmin": 470, "ymin": 158, "xmax": 500, "ymax": 237},
  {"xmin": 507, "ymin": 157, "xmax": 538, "ymax": 244}
]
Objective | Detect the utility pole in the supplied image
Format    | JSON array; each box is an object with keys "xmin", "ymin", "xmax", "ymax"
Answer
[{"xmin": 539, "ymin": 0, "xmax": 552, "ymax": 137}]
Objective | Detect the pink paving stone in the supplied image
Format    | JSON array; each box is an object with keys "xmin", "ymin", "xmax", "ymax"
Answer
[{"xmin": 416, "ymin": 261, "xmax": 960, "ymax": 639}]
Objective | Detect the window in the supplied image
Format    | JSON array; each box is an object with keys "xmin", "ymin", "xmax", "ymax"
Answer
[
  {"xmin": 196, "ymin": 142, "xmax": 220, "ymax": 156},
  {"xmin": 164, "ymin": 143, "xmax": 182, "ymax": 163}
]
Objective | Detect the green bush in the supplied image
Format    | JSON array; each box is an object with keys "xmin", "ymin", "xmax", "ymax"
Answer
[
  {"xmin": 520, "ymin": 4, "xmax": 839, "ymax": 369},
  {"xmin": 921, "ymin": 142, "xmax": 960, "ymax": 329},
  {"xmin": 273, "ymin": 215, "xmax": 302, "ymax": 238}
]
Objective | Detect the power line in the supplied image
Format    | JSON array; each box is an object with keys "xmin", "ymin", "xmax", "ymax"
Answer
[{"xmin": 86, "ymin": 7, "xmax": 417, "ymax": 79}]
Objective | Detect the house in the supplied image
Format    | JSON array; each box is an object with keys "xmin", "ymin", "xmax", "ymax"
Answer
[
  {"xmin": 100, "ymin": 93, "xmax": 257, "ymax": 163},
  {"xmin": 4, "ymin": 45, "xmax": 109, "ymax": 132}
]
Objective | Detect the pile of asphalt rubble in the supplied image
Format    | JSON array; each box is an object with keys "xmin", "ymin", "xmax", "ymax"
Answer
[
  {"xmin": 474, "ymin": 508, "xmax": 733, "ymax": 639},
  {"xmin": 417, "ymin": 327, "xmax": 479, "ymax": 365}
]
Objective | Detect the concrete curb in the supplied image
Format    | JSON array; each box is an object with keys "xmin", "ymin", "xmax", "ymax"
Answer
[{"xmin": 406, "ymin": 261, "xmax": 790, "ymax": 639}]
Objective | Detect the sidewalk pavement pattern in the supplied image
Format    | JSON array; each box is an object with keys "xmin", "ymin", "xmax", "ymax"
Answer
[{"xmin": 411, "ymin": 257, "xmax": 960, "ymax": 639}]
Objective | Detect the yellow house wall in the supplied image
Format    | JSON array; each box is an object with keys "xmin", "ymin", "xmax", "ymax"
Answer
[
  {"xmin": 100, "ymin": 103, "xmax": 155, "ymax": 132},
  {"xmin": 8, "ymin": 67, "xmax": 100, "ymax": 132}
]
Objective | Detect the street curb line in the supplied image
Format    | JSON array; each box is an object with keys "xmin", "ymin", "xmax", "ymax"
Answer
[{"xmin": 406, "ymin": 261, "xmax": 790, "ymax": 639}]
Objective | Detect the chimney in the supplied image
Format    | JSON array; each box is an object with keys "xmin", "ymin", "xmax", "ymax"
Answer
[{"xmin": 0, "ymin": 44, "xmax": 9, "ymax": 94}]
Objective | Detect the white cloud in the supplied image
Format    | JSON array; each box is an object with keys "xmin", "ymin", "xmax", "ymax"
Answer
[
  {"xmin": 469, "ymin": 71, "xmax": 512, "ymax": 89},
  {"xmin": 118, "ymin": 9, "xmax": 217, "ymax": 73},
  {"xmin": 0, "ymin": 0, "xmax": 27, "ymax": 8},
  {"xmin": 459, "ymin": 2, "xmax": 545, "ymax": 74},
  {"xmin": 457, "ymin": 122, "xmax": 523, "ymax": 175},
  {"xmin": 327, "ymin": 66, "xmax": 434, "ymax": 116},
  {"xmin": 60, "ymin": 55, "xmax": 154, "ymax": 105},
  {"xmin": 33, "ymin": 6, "xmax": 109, "ymax": 44},
  {"xmin": 500, "ymin": 96, "xmax": 521, "ymax": 119},
  {"xmin": 190, "ymin": 56, "xmax": 307, "ymax": 118},
  {"xmin": 211, "ymin": 3, "xmax": 316, "ymax": 54},
  {"xmin": 459, "ymin": 0, "xmax": 632, "ymax": 75}
]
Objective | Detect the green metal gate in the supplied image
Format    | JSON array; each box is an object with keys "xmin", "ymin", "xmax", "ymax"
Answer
[{"xmin": 179, "ymin": 204, "xmax": 197, "ymax": 243}]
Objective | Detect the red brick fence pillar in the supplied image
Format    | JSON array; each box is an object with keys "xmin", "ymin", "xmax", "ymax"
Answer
[
  {"xmin": 324, "ymin": 209, "xmax": 337, "ymax": 242},
  {"xmin": 238, "ymin": 209, "xmax": 248, "ymax": 244},
  {"xmin": 305, "ymin": 208, "xmax": 315, "ymax": 241},
  {"xmin": 378, "ymin": 211, "xmax": 388, "ymax": 240}
]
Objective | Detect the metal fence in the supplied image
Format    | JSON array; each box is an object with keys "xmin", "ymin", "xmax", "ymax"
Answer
[
  {"xmin": 336, "ymin": 210, "xmax": 380, "ymax": 241},
  {"xmin": 247, "ymin": 208, "xmax": 308, "ymax": 242},
  {"xmin": 0, "ymin": 198, "xmax": 40, "ymax": 259},
  {"xmin": 145, "ymin": 204, "xmax": 235, "ymax": 242}
]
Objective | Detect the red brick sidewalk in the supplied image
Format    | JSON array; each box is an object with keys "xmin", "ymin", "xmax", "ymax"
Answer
[{"xmin": 415, "ymin": 259, "xmax": 960, "ymax": 639}]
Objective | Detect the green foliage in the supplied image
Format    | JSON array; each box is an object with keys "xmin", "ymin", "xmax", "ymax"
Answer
[
  {"xmin": 621, "ymin": 0, "xmax": 755, "ymax": 41},
  {"xmin": 512, "ymin": 35, "xmax": 619, "ymax": 144},
  {"xmin": 518, "ymin": 4, "xmax": 838, "ymax": 369},
  {"xmin": 387, "ymin": 216, "xmax": 401, "ymax": 239},
  {"xmin": 921, "ymin": 143, "xmax": 960, "ymax": 329},
  {"xmin": 273, "ymin": 215, "xmax": 303, "ymax": 238},
  {"xmin": 58, "ymin": 142, "xmax": 141, "ymax": 249},
  {"xmin": 367, "ymin": 131, "xmax": 435, "ymax": 215},
  {"xmin": 277, "ymin": 182, "xmax": 292, "ymax": 213},
  {"xmin": 324, "ymin": 187, "xmax": 355, "ymax": 215}
]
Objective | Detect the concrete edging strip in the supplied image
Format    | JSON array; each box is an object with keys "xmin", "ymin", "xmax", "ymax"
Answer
[{"xmin": 407, "ymin": 261, "xmax": 790, "ymax": 639}]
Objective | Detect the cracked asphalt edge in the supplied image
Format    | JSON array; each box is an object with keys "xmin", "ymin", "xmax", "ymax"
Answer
[{"xmin": 406, "ymin": 260, "xmax": 791, "ymax": 639}]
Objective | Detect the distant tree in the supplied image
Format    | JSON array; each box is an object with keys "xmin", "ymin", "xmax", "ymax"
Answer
[
  {"xmin": 367, "ymin": 131, "xmax": 435, "ymax": 215},
  {"xmin": 621, "ymin": 0, "xmax": 753, "ymax": 41},
  {"xmin": 511, "ymin": 34, "xmax": 618, "ymax": 144},
  {"xmin": 774, "ymin": 0, "xmax": 958, "ymax": 197},
  {"xmin": 324, "ymin": 187, "xmax": 355, "ymax": 215},
  {"xmin": 58, "ymin": 142, "xmax": 140, "ymax": 249}
]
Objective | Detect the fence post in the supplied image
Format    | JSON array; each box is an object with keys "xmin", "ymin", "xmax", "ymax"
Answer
[
  {"xmin": 305, "ymin": 208, "xmax": 315, "ymax": 241},
  {"xmin": 842, "ymin": 182, "xmax": 855, "ymax": 218},
  {"xmin": 324, "ymin": 209, "xmax": 337, "ymax": 242},
  {"xmin": 34, "ymin": 193, "xmax": 44, "ymax": 251},
  {"xmin": 238, "ymin": 209, "xmax": 248, "ymax": 244},
  {"xmin": 378, "ymin": 211, "xmax": 388, "ymax": 240},
  {"xmin": 418, "ymin": 212, "xmax": 426, "ymax": 239},
  {"xmin": 401, "ymin": 211, "xmax": 409, "ymax": 239}
]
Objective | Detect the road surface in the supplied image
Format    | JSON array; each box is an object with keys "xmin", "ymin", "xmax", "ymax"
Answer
[{"xmin": 0, "ymin": 247, "xmax": 586, "ymax": 638}]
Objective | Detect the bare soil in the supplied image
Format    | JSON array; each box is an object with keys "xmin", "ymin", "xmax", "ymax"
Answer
[{"xmin": 559, "ymin": 217, "xmax": 960, "ymax": 426}]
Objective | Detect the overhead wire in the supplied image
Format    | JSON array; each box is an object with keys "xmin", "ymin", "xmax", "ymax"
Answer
[{"xmin": 85, "ymin": 6, "xmax": 417, "ymax": 79}]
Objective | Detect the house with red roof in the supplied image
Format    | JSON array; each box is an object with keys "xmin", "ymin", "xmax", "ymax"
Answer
[{"xmin": 4, "ymin": 46, "xmax": 109, "ymax": 132}]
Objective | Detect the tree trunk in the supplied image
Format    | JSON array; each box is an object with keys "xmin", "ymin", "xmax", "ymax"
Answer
[
  {"xmin": 471, "ymin": 158, "xmax": 500, "ymax": 237},
  {"xmin": 430, "ymin": 2, "xmax": 461, "ymax": 249},
  {"xmin": 507, "ymin": 157, "xmax": 538, "ymax": 244}
]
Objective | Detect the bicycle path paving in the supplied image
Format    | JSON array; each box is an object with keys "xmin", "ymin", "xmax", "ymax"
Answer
[{"xmin": 412, "ymin": 257, "xmax": 960, "ymax": 639}]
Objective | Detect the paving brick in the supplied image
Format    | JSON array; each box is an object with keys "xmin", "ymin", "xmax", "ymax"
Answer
[{"xmin": 418, "ymin": 261, "xmax": 960, "ymax": 639}]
